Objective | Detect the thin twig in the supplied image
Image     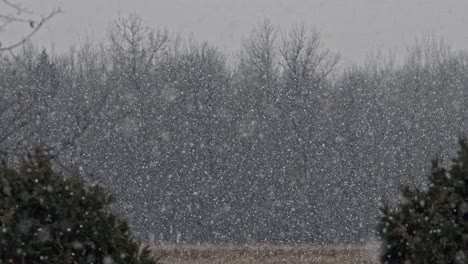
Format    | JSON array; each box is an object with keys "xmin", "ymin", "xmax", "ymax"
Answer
[
  {"xmin": 3, "ymin": 0, "xmax": 32, "ymax": 14},
  {"xmin": 0, "ymin": 8, "xmax": 61, "ymax": 52},
  {"xmin": 0, "ymin": 14, "xmax": 30, "ymax": 23}
]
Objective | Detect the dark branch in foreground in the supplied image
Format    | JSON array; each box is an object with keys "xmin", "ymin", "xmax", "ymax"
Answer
[
  {"xmin": 2, "ymin": 0, "xmax": 32, "ymax": 14},
  {"xmin": 0, "ymin": 8, "xmax": 61, "ymax": 52}
]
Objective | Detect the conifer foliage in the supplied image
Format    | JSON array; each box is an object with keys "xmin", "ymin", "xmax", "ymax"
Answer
[
  {"xmin": 0, "ymin": 148, "xmax": 156, "ymax": 264},
  {"xmin": 377, "ymin": 140, "xmax": 468, "ymax": 263}
]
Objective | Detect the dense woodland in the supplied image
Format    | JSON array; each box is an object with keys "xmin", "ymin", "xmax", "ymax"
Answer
[{"xmin": 1, "ymin": 16, "xmax": 468, "ymax": 244}]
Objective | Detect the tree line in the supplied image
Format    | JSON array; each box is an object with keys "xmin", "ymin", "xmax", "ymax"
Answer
[{"xmin": 1, "ymin": 15, "xmax": 468, "ymax": 244}]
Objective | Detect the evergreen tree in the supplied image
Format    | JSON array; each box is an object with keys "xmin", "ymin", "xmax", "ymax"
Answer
[
  {"xmin": 377, "ymin": 139, "xmax": 468, "ymax": 263},
  {"xmin": 0, "ymin": 148, "xmax": 157, "ymax": 264}
]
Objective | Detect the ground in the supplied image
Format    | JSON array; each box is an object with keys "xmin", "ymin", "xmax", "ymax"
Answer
[{"xmin": 151, "ymin": 244, "xmax": 379, "ymax": 264}]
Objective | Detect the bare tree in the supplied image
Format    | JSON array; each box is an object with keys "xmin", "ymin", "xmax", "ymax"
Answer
[
  {"xmin": 0, "ymin": 0, "xmax": 60, "ymax": 52},
  {"xmin": 107, "ymin": 14, "xmax": 168, "ymax": 90},
  {"xmin": 239, "ymin": 19, "xmax": 278, "ymax": 94},
  {"xmin": 277, "ymin": 24, "xmax": 339, "ymax": 176},
  {"xmin": 279, "ymin": 24, "xmax": 339, "ymax": 91}
]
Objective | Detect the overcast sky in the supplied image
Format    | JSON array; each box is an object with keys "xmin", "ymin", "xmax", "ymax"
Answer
[{"xmin": 4, "ymin": 0, "xmax": 468, "ymax": 64}]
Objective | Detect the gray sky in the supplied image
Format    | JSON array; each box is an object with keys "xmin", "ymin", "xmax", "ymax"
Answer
[{"xmin": 4, "ymin": 0, "xmax": 468, "ymax": 64}]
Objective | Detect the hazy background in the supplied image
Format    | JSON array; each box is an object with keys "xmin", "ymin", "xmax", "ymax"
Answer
[
  {"xmin": 3, "ymin": 0, "xmax": 468, "ymax": 64},
  {"xmin": 3, "ymin": 0, "xmax": 468, "ymax": 246}
]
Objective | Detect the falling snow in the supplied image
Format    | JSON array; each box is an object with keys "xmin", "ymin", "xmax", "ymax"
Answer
[{"xmin": 1, "ymin": 3, "xmax": 468, "ymax": 263}]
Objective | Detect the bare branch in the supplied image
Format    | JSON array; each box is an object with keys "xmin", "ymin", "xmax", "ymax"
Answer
[
  {"xmin": 3, "ymin": 0, "xmax": 32, "ymax": 14},
  {"xmin": 0, "ymin": 14, "xmax": 30, "ymax": 23},
  {"xmin": 0, "ymin": 8, "xmax": 61, "ymax": 52},
  {"xmin": 143, "ymin": 30, "xmax": 169, "ymax": 72}
]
